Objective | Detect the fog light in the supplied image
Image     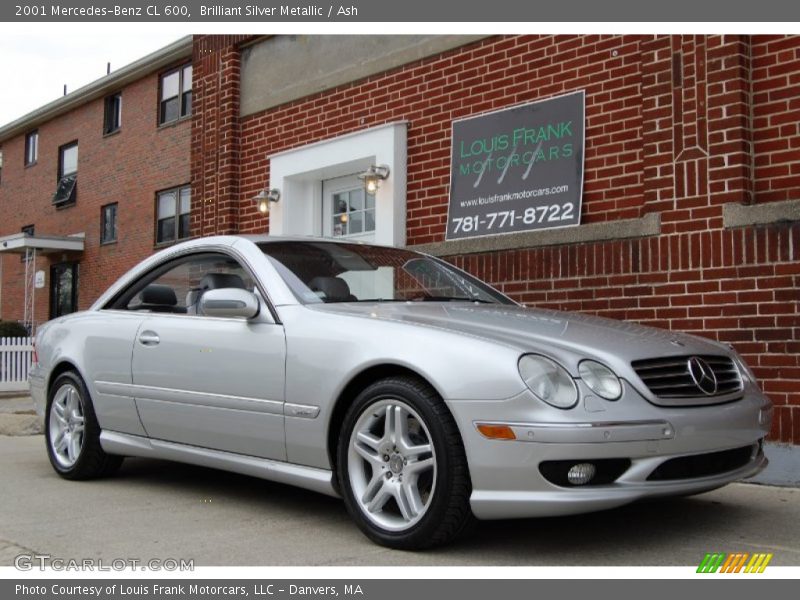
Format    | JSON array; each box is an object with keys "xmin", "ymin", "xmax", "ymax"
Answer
[{"xmin": 567, "ymin": 463, "xmax": 596, "ymax": 485}]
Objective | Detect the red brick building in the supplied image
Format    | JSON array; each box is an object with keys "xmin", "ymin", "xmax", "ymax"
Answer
[
  {"xmin": 1, "ymin": 34, "xmax": 798, "ymax": 447},
  {"xmin": 190, "ymin": 34, "xmax": 799, "ymax": 445},
  {"xmin": 0, "ymin": 36, "xmax": 193, "ymax": 327}
]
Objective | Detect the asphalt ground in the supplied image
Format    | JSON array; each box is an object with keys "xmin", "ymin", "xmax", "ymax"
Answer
[{"xmin": 1, "ymin": 434, "xmax": 799, "ymax": 567}]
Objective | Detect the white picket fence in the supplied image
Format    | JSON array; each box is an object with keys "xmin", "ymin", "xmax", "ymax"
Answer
[{"xmin": 0, "ymin": 337, "xmax": 33, "ymax": 393}]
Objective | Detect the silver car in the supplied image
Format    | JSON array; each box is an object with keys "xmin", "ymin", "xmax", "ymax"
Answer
[{"xmin": 31, "ymin": 235, "xmax": 771, "ymax": 549}]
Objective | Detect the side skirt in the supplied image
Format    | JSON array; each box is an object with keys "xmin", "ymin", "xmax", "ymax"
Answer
[{"xmin": 100, "ymin": 430, "xmax": 339, "ymax": 498}]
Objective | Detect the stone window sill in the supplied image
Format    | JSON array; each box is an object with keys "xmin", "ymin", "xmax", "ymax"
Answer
[
  {"xmin": 722, "ymin": 199, "xmax": 800, "ymax": 229},
  {"xmin": 410, "ymin": 213, "xmax": 661, "ymax": 257}
]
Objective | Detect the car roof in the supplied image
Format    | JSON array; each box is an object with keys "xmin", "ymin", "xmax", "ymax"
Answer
[{"xmin": 236, "ymin": 234, "xmax": 392, "ymax": 248}]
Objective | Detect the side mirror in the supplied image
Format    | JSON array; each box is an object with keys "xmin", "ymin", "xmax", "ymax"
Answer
[{"xmin": 199, "ymin": 288, "xmax": 260, "ymax": 319}]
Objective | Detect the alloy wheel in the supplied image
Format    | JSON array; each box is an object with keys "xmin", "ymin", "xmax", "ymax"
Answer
[
  {"xmin": 48, "ymin": 383, "xmax": 85, "ymax": 468},
  {"xmin": 347, "ymin": 399, "xmax": 437, "ymax": 532}
]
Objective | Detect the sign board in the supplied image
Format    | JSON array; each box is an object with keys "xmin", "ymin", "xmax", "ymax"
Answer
[
  {"xmin": 446, "ymin": 90, "xmax": 585, "ymax": 240},
  {"xmin": 34, "ymin": 270, "xmax": 45, "ymax": 289}
]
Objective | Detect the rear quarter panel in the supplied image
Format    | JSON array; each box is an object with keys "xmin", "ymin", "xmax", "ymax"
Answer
[{"xmin": 35, "ymin": 311, "xmax": 147, "ymax": 436}]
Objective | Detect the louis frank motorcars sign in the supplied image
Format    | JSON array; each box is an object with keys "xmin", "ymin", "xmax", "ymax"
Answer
[{"xmin": 446, "ymin": 90, "xmax": 585, "ymax": 240}]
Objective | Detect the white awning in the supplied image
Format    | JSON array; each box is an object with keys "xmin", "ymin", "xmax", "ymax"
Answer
[{"xmin": 0, "ymin": 232, "xmax": 85, "ymax": 254}]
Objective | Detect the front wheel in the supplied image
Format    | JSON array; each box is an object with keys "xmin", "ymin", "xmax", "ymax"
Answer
[{"xmin": 337, "ymin": 376, "xmax": 473, "ymax": 549}]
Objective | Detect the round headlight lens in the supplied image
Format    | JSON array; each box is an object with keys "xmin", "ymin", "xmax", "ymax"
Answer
[
  {"xmin": 578, "ymin": 360, "xmax": 622, "ymax": 400},
  {"xmin": 518, "ymin": 355, "xmax": 578, "ymax": 409}
]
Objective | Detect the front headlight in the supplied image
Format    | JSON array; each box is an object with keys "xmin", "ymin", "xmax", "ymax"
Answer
[
  {"xmin": 518, "ymin": 355, "xmax": 578, "ymax": 409},
  {"xmin": 734, "ymin": 355, "xmax": 757, "ymax": 385},
  {"xmin": 578, "ymin": 360, "xmax": 622, "ymax": 400}
]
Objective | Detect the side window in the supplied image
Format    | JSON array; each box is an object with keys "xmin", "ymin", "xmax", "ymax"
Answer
[
  {"xmin": 104, "ymin": 93, "xmax": 122, "ymax": 135},
  {"xmin": 25, "ymin": 130, "xmax": 38, "ymax": 166},
  {"xmin": 122, "ymin": 253, "xmax": 256, "ymax": 316}
]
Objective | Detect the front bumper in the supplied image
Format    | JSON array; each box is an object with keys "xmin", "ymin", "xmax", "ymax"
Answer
[
  {"xmin": 448, "ymin": 381, "xmax": 772, "ymax": 520},
  {"xmin": 470, "ymin": 444, "xmax": 767, "ymax": 519}
]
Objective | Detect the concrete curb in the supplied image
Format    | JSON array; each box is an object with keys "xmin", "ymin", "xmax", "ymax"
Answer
[
  {"xmin": 0, "ymin": 395, "xmax": 42, "ymax": 436},
  {"xmin": 0, "ymin": 414, "xmax": 42, "ymax": 436}
]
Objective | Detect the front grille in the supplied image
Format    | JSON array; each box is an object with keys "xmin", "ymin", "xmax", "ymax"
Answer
[
  {"xmin": 632, "ymin": 355, "xmax": 742, "ymax": 401},
  {"xmin": 647, "ymin": 445, "xmax": 756, "ymax": 481}
]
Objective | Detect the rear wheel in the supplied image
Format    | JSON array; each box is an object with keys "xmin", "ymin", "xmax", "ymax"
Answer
[
  {"xmin": 337, "ymin": 376, "xmax": 473, "ymax": 549},
  {"xmin": 45, "ymin": 371, "xmax": 123, "ymax": 480}
]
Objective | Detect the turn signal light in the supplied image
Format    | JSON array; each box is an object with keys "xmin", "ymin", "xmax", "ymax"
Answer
[{"xmin": 476, "ymin": 424, "xmax": 516, "ymax": 440}]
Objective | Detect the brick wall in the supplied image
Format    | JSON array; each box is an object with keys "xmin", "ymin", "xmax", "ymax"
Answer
[
  {"xmin": 752, "ymin": 35, "xmax": 800, "ymax": 203},
  {"xmin": 187, "ymin": 34, "xmax": 800, "ymax": 443},
  {"xmin": 191, "ymin": 35, "xmax": 255, "ymax": 238},
  {"xmin": 0, "ymin": 66, "xmax": 191, "ymax": 323}
]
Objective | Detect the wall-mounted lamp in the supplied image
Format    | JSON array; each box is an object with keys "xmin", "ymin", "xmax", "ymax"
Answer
[
  {"xmin": 358, "ymin": 164, "xmax": 390, "ymax": 195},
  {"xmin": 254, "ymin": 188, "xmax": 281, "ymax": 214}
]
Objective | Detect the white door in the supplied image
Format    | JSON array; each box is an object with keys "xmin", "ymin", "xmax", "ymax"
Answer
[{"xmin": 322, "ymin": 175, "xmax": 376, "ymax": 243}]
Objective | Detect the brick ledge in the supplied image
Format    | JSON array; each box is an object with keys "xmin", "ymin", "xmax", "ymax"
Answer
[{"xmin": 410, "ymin": 212, "xmax": 661, "ymax": 257}]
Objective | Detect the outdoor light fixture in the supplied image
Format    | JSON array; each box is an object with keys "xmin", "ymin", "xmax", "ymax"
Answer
[
  {"xmin": 358, "ymin": 164, "xmax": 390, "ymax": 195},
  {"xmin": 254, "ymin": 188, "xmax": 281, "ymax": 214}
]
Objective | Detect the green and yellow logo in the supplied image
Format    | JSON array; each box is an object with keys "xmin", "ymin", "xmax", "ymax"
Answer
[{"xmin": 697, "ymin": 552, "xmax": 773, "ymax": 573}]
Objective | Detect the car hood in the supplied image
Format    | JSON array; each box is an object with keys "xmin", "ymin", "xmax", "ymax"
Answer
[{"xmin": 310, "ymin": 302, "xmax": 728, "ymax": 367}]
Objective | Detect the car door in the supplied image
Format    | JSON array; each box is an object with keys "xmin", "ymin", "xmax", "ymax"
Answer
[
  {"xmin": 82, "ymin": 311, "xmax": 150, "ymax": 437},
  {"xmin": 129, "ymin": 252, "xmax": 287, "ymax": 460}
]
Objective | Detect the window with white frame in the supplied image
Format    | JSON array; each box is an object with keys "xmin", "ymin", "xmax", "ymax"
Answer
[
  {"xmin": 323, "ymin": 175, "xmax": 376, "ymax": 240},
  {"xmin": 104, "ymin": 93, "xmax": 122, "ymax": 135},
  {"xmin": 331, "ymin": 187, "xmax": 375, "ymax": 238},
  {"xmin": 25, "ymin": 130, "xmax": 38, "ymax": 166},
  {"xmin": 159, "ymin": 64, "xmax": 192, "ymax": 125},
  {"xmin": 156, "ymin": 185, "xmax": 191, "ymax": 244},
  {"xmin": 101, "ymin": 203, "xmax": 118, "ymax": 244}
]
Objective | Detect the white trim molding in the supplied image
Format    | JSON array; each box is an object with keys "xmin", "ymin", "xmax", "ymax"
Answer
[
  {"xmin": 0, "ymin": 232, "xmax": 85, "ymax": 255},
  {"xmin": 268, "ymin": 122, "xmax": 408, "ymax": 247}
]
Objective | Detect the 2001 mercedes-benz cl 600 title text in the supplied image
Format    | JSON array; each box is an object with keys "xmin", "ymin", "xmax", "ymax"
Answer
[{"xmin": 31, "ymin": 236, "xmax": 771, "ymax": 549}]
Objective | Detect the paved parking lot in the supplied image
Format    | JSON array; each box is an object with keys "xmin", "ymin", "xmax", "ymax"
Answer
[{"xmin": 2, "ymin": 435, "xmax": 799, "ymax": 566}]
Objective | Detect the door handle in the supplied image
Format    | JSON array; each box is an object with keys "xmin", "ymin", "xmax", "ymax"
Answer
[{"xmin": 138, "ymin": 331, "xmax": 160, "ymax": 346}]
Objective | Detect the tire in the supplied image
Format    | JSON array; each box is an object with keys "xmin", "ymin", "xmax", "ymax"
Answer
[
  {"xmin": 337, "ymin": 376, "xmax": 473, "ymax": 549},
  {"xmin": 45, "ymin": 370, "xmax": 123, "ymax": 480}
]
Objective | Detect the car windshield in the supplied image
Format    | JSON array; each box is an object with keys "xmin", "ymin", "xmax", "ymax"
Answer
[{"xmin": 258, "ymin": 241, "xmax": 514, "ymax": 305}]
